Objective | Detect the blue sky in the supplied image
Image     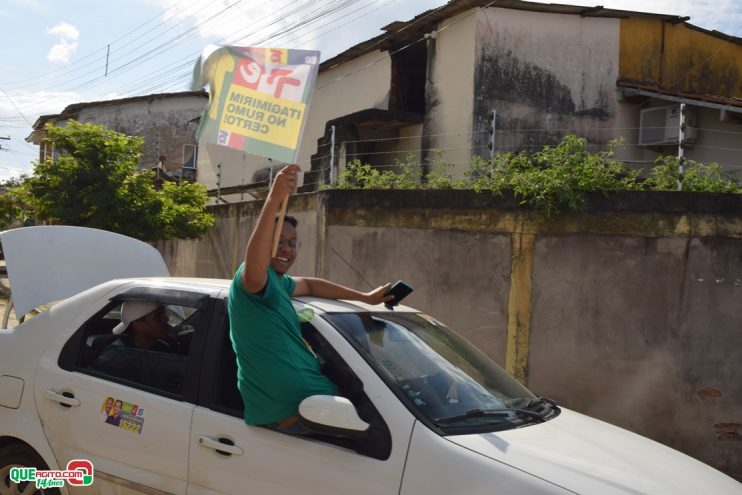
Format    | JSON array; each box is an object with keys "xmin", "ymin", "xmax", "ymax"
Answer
[{"xmin": 1, "ymin": 0, "xmax": 741, "ymax": 181}]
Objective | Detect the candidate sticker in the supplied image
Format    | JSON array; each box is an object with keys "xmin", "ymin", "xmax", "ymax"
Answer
[{"xmin": 100, "ymin": 396, "xmax": 145, "ymax": 434}]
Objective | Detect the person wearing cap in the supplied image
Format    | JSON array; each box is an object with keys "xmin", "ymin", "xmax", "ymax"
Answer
[
  {"xmin": 91, "ymin": 301, "xmax": 185, "ymax": 393},
  {"xmin": 228, "ymin": 164, "xmax": 393, "ymax": 435},
  {"xmin": 111, "ymin": 301, "xmax": 176, "ymax": 352}
]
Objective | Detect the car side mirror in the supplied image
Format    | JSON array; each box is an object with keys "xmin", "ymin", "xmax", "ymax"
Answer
[{"xmin": 299, "ymin": 395, "xmax": 370, "ymax": 434}]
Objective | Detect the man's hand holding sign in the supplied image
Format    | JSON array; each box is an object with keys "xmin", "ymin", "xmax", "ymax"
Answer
[{"xmin": 193, "ymin": 45, "xmax": 399, "ymax": 435}]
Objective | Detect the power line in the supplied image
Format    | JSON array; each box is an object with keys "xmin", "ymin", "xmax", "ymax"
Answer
[{"xmin": 0, "ymin": 89, "xmax": 33, "ymax": 127}]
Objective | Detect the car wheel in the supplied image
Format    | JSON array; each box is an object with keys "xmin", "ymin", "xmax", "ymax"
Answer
[{"xmin": 0, "ymin": 443, "xmax": 61, "ymax": 495}]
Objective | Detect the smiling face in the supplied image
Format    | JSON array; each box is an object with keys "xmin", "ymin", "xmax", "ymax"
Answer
[{"xmin": 271, "ymin": 221, "xmax": 297, "ymax": 276}]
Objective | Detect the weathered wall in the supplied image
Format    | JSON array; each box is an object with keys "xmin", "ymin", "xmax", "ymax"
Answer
[
  {"xmin": 298, "ymin": 50, "xmax": 392, "ymax": 175},
  {"xmin": 620, "ymin": 18, "xmax": 742, "ymax": 97},
  {"xmin": 154, "ymin": 192, "xmax": 323, "ymax": 280},
  {"xmin": 472, "ymin": 9, "xmax": 620, "ymax": 161},
  {"xmin": 156, "ymin": 188, "xmax": 742, "ymax": 480},
  {"xmin": 78, "ymin": 93, "xmax": 207, "ymax": 171},
  {"xmin": 423, "ymin": 9, "xmax": 478, "ymax": 175},
  {"xmin": 614, "ymin": 102, "xmax": 742, "ymax": 172},
  {"xmin": 613, "ymin": 17, "xmax": 742, "ymax": 171}
]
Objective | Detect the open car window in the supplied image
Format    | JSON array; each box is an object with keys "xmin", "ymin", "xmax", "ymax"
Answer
[
  {"xmin": 59, "ymin": 297, "xmax": 209, "ymax": 400},
  {"xmin": 205, "ymin": 305, "xmax": 392, "ymax": 459}
]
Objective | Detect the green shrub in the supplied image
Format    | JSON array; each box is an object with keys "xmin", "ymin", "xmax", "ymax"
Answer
[
  {"xmin": 328, "ymin": 135, "xmax": 739, "ymax": 215},
  {"xmin": 478, "ymin": 136, "xmax": 641, "ymax": 215},
  {"xmin": 645, "ymin": 156, "xmax": 740, "ymax": 193}
]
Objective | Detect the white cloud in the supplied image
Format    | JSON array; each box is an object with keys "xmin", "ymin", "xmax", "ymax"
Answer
[{"xmin": 46, "ymin": 22, "xmax": 80, "ymax": 64}]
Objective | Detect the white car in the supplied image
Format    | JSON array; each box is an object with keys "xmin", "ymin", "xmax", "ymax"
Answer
[{"xmin": 0, "ymin": 226, "xmax": 740, "ymax": 495}]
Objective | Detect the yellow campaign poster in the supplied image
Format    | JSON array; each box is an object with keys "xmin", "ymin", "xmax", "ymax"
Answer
[{"xmin": 192, "ymin": 46, "xmax": 320, "ymax": 163}]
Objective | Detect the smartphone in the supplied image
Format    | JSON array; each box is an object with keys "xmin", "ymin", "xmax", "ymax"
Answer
[{"xmin": 383, "ymin": 280, "xmax": 414, "ymax": 310}]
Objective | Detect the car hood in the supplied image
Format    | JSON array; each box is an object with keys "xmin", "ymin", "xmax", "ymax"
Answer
[
  {"xmin": 0, "ymin": 226, "xmax": 169, "ymax": 317},
  {"xmin": 446, "ymin": 408, "xmax": 741, "ymax": 495}
]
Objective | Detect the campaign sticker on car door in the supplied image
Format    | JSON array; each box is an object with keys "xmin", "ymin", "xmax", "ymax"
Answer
[{"xmin": 100, "ymin": 396, "xmax": 145, "ymax": 434}]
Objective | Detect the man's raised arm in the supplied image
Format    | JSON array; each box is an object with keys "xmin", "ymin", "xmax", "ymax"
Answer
[{"xmin": 241, "ymin": 164, "xmax": 299, "ymax": 293}]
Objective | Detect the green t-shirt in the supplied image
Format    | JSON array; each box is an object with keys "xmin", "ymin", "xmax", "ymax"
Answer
[{"xmin": 227, "ymin": 263, "xmax": 337, "ymax": 425}]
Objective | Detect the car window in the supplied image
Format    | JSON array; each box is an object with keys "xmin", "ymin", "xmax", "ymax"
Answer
[
  {"xmin": 68, "ymin": 300, "xmax": 206, "ymax": 398},
  {"xmin": 210, "ymin": 319, "xmax": 358, "ymax": 417},
  {"xmin": 208, "ymin": 310, "xmax": 392, "ymax": 459},
  {"xmin": 325, "ymin": 312, "xmax": 546, "ymax": 433}
]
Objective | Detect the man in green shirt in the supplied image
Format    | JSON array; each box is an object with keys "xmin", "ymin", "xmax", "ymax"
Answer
[{"xmin": 228, "ymin": 164, "xmax": 392, "ymax": 434}]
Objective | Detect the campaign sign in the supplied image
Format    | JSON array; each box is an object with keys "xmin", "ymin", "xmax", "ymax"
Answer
[{"xmin": 193, "ymin": 45, "xmax": 320, "ymax": 163}]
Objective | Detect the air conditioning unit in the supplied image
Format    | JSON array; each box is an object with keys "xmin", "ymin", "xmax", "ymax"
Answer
[{"xmin": 639, "ymin": 105, "xmax": 697, "ymax": 146}]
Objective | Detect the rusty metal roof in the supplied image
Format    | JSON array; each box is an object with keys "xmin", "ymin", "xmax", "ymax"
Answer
[{"xmin": 618, "ymin": 79, "xmax": 742, "ymax": 110}]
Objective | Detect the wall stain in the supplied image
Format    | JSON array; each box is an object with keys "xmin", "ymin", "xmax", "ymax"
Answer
[
  {"xmin": 473, "ymin": 46, "xmax": 612, "ymax": 155},
  {"xmin": 697, "ymin": 386, "xmax": 723, "ymax": 402},
  {"xmin": 477, "ymin": 49, "xmax": 576, "ymax": 114},
  {"xmin": 714, "ymin": 423, "xmax": 742, "ymax": 441}
]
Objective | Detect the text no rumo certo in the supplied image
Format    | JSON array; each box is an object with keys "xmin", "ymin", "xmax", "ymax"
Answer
[{"xmin": 228, "ymin": 92, "xmax": 302, "ymax": 121}]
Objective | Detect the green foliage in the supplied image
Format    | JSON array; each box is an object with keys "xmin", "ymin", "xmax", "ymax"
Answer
[
  {"xmin": 334, "ymin": 155, "xmax": 420, "ymax": 189},
  {"xmin": 328, "ymin": 135, "xmax": 740, "ymax": 215},
  {"xmin": 644, "ymin": 156, "xmax": 741, "ymax": 193},
  {"xmin": 25, "ymin": 120, "xmax": 213, "ymax": 241},
  {"xmin": 0, "ymin": 176, "xmax": 33, "ymax": 230},
  {"xmin": 424, "ymin": 149, "xmax": 466, "ymax": 189},
  {"xmin": 0, "ymin": 193, "xmax": 20, "ymax": 231},
  {"xmin": 480, "ymin": 136, "xmax": 641, "ymax": 215},
  {"xmin": 160, "ymin": 181, "xmax": 215, "ymax": 239}
]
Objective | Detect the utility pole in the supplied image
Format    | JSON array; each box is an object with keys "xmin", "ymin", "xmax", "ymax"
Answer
[
  {"xmin": 677, "ymin": 103, "xmax": 686, "ymax": 192},
  {"xmin": 487, "ymin": 110, "xmax": 496, "ymax": 159},
  {"xmin": 329, "ymin": 125, "xmax": 336, "ymax": 185},
  {"xmin": 216, "ymin": 162, "xmax": 222, "ymax": 204}
]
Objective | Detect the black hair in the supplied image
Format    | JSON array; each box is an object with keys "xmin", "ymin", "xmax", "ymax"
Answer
[{"xmin": 280, "ymin": 215, "xmax": 298, "ymax": 228}]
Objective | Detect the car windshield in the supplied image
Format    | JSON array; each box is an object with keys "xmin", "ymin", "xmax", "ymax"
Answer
[{"xmin": 324, "ymin": 312, "xmax": 556, "ymax": 433}]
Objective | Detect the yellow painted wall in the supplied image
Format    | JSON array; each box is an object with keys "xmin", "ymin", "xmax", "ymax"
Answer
[{"xmin": 620, "ymin": 18, "xmax": 742, "ymax": 97}]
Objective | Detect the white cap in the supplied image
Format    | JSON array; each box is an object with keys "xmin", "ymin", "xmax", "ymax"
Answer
[{"xmin": 112, "ymin": 301, "xmax": 160, "ymax": 335}]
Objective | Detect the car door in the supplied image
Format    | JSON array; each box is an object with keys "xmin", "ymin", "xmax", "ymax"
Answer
[
  {"xmin": 34, "ymin": 286, "xmax": 213, "ymax": 494},
  {"xmin": 186, "ymin": 297, "xmax": 416, "ymax": 495}
]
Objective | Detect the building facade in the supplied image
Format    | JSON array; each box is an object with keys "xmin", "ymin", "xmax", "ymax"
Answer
[
  {"xmin": 27, "ymin": 91, "xmax": 208, "ymax": 182},
  {"xmin": 284, "ymin": 1, "xmax": 741, "ymax": 190}
]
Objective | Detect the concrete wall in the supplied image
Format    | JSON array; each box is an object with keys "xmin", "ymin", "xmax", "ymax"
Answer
[
  {"xmin": 77, "ymin": 93, "xmax": 207, "ymax": 171},
  {"xmin": 298, "ymin": 50, "xmax": 392, "ymax": 180},
  {"xmin": 475, "ymin": 8, "xmax": 618, "ymax": 153},
  {"xmin": 471, "ymin": 8, "xmax": 620, "ymax": 164},
  {"xmin": 423, "ymin": 9, "xmax": 478, "ymax": 174},
  {"xmin": 156, "ymin": 189, "xmax": 742, "ymax": 478},
  {"xmin": 615, "ymin": 101, "xmax": 742, "ymax": 172}
]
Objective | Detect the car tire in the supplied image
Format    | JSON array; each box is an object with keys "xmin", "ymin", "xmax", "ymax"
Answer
[{"xmin": 0, "ymin": 443, "xmax": 61, "ymax": 495}]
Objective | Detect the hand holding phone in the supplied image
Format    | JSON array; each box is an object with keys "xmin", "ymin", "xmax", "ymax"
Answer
[{"xmin": 383, "ymin": 280, "xmax": 414, "ymax": 310}]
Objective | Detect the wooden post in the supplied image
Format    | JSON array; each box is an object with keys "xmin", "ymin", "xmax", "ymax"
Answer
[{"xmin": 271, "ymin": 198, "xmax": 288, "ymax": 257}]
